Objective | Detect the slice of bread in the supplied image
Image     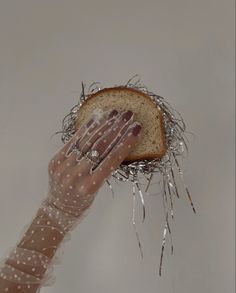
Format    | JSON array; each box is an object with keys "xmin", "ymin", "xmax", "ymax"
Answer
[{"xmin": 75, "ymin": 86, "xmax": 167, "ymax": 163}]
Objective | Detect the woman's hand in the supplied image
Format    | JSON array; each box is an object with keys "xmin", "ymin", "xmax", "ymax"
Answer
[
  {"xmin": 47, "ymin": 108, "xmax": 142, "ymax": 217},
  {"xmin": 0, "ymin": 108, "xmax": 142, "ymax": 293}
]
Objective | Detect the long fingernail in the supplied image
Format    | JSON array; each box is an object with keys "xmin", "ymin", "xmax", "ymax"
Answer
[
  {"xmin": 108, "ymin": 109, "xmax": 119, "ymax": 118},
  {"xmin": 132, "ymin": 123, "xmax": 142, "ymax": 136},
  {"xmin": 123, "ymin": 110, "xmax": 133, "ymax": 122},
  {"xmin": 87, "ymin": 118, "xmax": 94, "ymax": 127}
]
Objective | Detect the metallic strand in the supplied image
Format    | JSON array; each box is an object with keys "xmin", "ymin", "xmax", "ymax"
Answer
[
  {"xmin": 53, "ymin": 74, "xmax": 195, "ymax": 276},
  {"xmin": 132, "ymin": 183, "xmax": 144, "ymax": 259}
]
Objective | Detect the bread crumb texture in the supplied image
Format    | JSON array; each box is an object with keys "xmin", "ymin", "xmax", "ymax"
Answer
[{"xmin": 75, "ymin": 87, "xmax": 166, "ymax": 162}]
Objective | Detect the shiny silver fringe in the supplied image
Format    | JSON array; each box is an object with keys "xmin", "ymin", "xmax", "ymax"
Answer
[{"xmin": 52, "ymin": 74, "xmax": 196, "ymax": 276}]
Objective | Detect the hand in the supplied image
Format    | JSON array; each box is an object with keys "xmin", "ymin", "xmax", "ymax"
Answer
[
  {"xmin": 47, "ymin": 108, "xmax": 142, "ymax": 217},
  {"xmin": 0, "ymin": 109, "xmax": 142, "ymax": 293},
  {"xmin": 0, "ymin": 108, "xmax": 142, "ymax": 293}
]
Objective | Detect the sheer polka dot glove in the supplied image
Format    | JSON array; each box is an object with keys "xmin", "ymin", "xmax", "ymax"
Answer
[
  {"xmin": 47, "ymin": 108, "xmax": 142, "ymax": 219},
  {"xmin": 0, "ymin": 108, "xmax": 142, "ymax": 293}
]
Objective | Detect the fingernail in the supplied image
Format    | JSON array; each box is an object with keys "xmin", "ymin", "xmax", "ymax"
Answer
[
  {"xmin": 87, "ymin": 118, "xmax": 94, "ymax": 127},
  {"xmin": 132, "ymin": 123, "xmax": 142, "ymax": 136},
  {"xmin": 123, "ymin": 110, "xmax": 133, "ymax": 121},
  {"xmin": 108, "ymin": 109, "xmax": 118, "ymax": 118}
]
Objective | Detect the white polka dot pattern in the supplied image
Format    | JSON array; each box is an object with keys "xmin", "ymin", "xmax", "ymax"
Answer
[
  {"xmin": 0, "ymin": 246, "xmax": 54, "ymax": 291},
  {"xmin": 0, "ymin": 263, "xmax": 43, "ymax": 291},
  {"xmin": 0, "ymin": 108, "xmax": 140, "ymax": 292}
]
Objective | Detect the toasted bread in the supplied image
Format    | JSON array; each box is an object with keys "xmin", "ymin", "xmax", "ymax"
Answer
[{"xmin": 75, "ymin": 86, "xmax": 167, "ymax": 162}]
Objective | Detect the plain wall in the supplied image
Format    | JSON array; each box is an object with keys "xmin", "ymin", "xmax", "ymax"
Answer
[{"xmin": 0, "ymin": 1, "xmax": 235, "ymax": 292}]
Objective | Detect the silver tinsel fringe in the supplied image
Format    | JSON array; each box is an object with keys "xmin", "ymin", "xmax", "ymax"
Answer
[{"xmin": 52, "ymin": 74, "xmax": 196, "ymax": 276}]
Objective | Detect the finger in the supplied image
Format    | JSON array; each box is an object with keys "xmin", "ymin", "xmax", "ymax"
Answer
[
  {"xmin": 90, "ymin": 110, "xmax": 134, "ymax": 162},
  {"xmin": 90, "ymin": 121, "xmax": 142, "ymax": 187},
  {"xmin": 49, "ymin": 115, "xmax": 95, "ymax": 172},
  {"xmin": 76, "ymin": 110, "xmax": 120, "ymax": 155},
  {"xmin": 66, "ymin": 117, "xmax": 133, "ymax": 181},
  {"xmin": 49, "ymin": 108, "xmax": 115, "ymax": 171},
  {"xmin": 70, "ymin": 110, "xmax": 135, "ymax": 175},
  {"xmin": 66, "ymin": 109, "xmax": 120, "ymax": 168},
  {"xmin": 63, "ymin": 108, "xmax": 114, "ymax": 159}
]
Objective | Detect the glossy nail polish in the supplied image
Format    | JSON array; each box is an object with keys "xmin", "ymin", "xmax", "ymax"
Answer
[
  {"xmin": 123, "ymin": 110, "xmax": 133, "ymax": 121},
  {"xmin": 132, "ymin": 124, "xmax": 142, "ymax": 136},
  {"xmin": 108, "ymin": 109, "xmax": 119, "ymax": 118}
]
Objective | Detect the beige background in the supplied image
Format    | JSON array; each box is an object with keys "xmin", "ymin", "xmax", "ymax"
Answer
[{"xmin": 0, "ymin": 1, "xmax": 235, "ymax": 292}]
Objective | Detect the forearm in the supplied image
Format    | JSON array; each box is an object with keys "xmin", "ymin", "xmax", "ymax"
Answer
[
  {"xmin": 0, "ymin": 108, "xmax": 142, "ymax": 293},
  {"xmin": 0, "ymin": 196, "xmax": 81, "ymax": 293}
]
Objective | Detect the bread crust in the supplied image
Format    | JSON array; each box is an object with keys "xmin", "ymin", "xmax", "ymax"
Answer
[{"xmin": 76, "ymin": 86, "xmax": 167, "ymax": 162}]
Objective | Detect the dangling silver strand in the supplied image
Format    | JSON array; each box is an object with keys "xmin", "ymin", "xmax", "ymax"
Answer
[
  {"xmin": 173, "ymin": 153, "xmax": 196, "ymax": 213},
  {"xmin": 145, "ymin": 173, "xmax": 154, "ymax": 193},
  {"xmin": 55, "ymin": 75, "xmax": 195, "ymax": 277},
  {"xmin": 106, "ymin": 179, "xmax": 115, "ymax": 199},
  {"xmin": 132, "ymin": 182, "xmax": 144, "ymax": 259}
]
